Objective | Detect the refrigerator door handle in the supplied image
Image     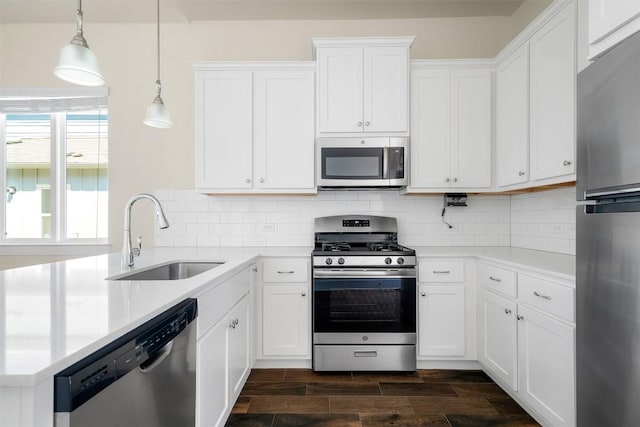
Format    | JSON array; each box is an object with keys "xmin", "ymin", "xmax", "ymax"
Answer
[{"xmin": 585, "ymin": 183, "xmax": 640, "ymax": 200}]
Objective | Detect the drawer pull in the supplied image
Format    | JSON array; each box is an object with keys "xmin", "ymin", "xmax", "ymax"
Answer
[
  {"xmin": 433, "ymin": 270, "xmax": 451, "ymax": 274},
  {"xmin": 277, "ymin": 270, "xmax": 295, "ymax": 274},
  {"xmin": 533, "ymin": 291, "xmax": 552, "ymax": 300},
  {"xmin": 354, "ymin": 351, "xmax": 378, "ymax": 358},
  {"xmin": 489, "ymin": 276, "xmax": 502, "ymax": 283}
]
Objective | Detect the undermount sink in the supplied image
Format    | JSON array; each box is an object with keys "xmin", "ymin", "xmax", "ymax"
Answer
[{"xmin": 107, "ymin": 261, "xmax": 225, "ymax": 281}]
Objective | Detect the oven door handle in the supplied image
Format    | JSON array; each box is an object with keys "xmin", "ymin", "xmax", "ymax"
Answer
[{"xmin": 313, "ymin": 269, "xmax": 416, "ymax": 279}]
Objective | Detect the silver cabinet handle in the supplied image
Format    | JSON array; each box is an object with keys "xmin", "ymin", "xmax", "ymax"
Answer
[
  {"xmin": 420, "ymin": 291, "xmax": 426, "ymax": 297},
  {"xmin": 489, "ymin": 276, "xmax": 502, "ymax": 283},
  {"xmin": 452, "ymin": 177, "xmax": 458, "ymax": 183},
  {"xmin": 354, "ymin": 351, "xmax": 377, "ymax": 357},
  {"xmin": 432, "ymin": 270, "xmax": 450, "ymax": 274},
  {"xmin": 518, "ymin": 171, "xmax": 525, "ymax": 176},
  {"xmin": 517, "ymin": 315, "xmax": 524, "ymax": 320},
  {"xmin": 445, "ymin": 178, "xmax": 450, "ymax": 182},
  {"xmin": 505, "ymin": 308, "xmax": 512, "ymax": 314},
  {"xmin": 301, "ymin": 291, "xmax": 307, "ymax": 297},
  {"xmin": 259, "ymin": 178, "xmax": 265, "ymax": 183},
  {"xmin": 277, "ymin": 270, "xmax": 295, "ymax": 274},
  {"xmin": 245, "ymin": 178, "xmax": 251, "ymax": 183},
  {"xmin": 563, "ymin": 160, "xmax": 572, "ymax": 166},
  {"xmin": 365, "ymin": 121, "xmax": 370, "ymax": 126},
  {"xmin": 533, "ymin": 291, "xmax": 552, "ymax": 300},
  {"xmin": 357, "ymin": 121, "xmax": 363, "ymax": 127}
]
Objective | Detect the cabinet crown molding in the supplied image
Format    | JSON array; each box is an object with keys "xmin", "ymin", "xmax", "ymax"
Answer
[
  {"xmin": 312, "ymin": 36, "xmax": 415, "ymax": 50},
  {"xmin": 192, "ymin": 61, "xmax": 316, "ymax": 71}
]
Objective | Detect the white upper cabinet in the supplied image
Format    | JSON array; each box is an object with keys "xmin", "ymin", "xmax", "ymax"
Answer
[
  {"xmin": 495, "ymin": 44, "xmax": 530, "ymax": 187},
  {"xmin": 314, "ymin": 37, "xmax": 414, "ymax": 135},
  {"xmin": 193, "ymin": 63, "xmax": 315, "ymax": 194},
  {"xmin": 588, "ymin": 0, "xmax": 640, "ymax": 59},
  {"xmin": 408, "ymin": 63, "xmax": 492, "ymax": 191},
  {"xmin": 530, "ymin": 3, "xmax": 576, "ymax": 181}
]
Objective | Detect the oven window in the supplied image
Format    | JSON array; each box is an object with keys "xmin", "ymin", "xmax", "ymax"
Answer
[
  {"xmin": 321, "ymin": 147, "xmax": 383, "ymax": 179},
  {"xmin": 313, "ymin": 278, "xmax": 416, "ymax": 333}
]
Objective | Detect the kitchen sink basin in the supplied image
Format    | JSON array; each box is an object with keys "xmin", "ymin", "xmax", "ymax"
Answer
[{"xmin": 107, "ymin": 261, "xmax": 225, "ymax": 281}]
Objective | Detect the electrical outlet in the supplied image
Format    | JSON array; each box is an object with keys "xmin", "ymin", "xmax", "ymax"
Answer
[{"xmin": 261, "ymin": 223, "xmax": 276, "ymax": 232}]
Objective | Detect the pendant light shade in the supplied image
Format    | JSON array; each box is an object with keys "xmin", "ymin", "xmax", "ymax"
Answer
[
  {"xmin": 54, "ymin": 0, "xmax": 105, "ymax": 86},
  {"xmin": 144, "ymin": 0, "xmax": 172, "ymax": 128}
]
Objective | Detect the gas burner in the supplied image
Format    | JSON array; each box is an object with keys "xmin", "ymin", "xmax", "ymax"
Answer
[
  {"xmin": 322, "ymin": 242, "xmax": 351, "ymax": 252},
  {"xmin": 368, "ymin": 242, "xmax": 402, "ymax": 252}
]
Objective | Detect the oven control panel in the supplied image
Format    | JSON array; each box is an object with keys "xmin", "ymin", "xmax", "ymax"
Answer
[{"xmin": 315, "ymin": 255, "xmax": 416, "ymax": 268}]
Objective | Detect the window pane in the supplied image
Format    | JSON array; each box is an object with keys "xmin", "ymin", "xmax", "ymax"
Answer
[
  {"xmin": 65, "ymin": 110, "xmax": 108, "ymax": 239},
  {"xmin": 5, "ymin": 114, "xmax": 52, "ymax": 239}
]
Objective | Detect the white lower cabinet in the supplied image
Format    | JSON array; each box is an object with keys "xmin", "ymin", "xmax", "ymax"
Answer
[
  {"xmin": 477, "ymin": 262, "xmax": 576, "ymax": 427},
  {"xmin": 262, "ymin": 285, "xmax": 310, "ymax": 356},
  {"xmin": 196, "ymin": 267, "xmax": 253, "ymax": 427}
]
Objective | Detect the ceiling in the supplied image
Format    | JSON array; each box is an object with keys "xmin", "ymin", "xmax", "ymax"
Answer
[{"xmin": 0, "ymin": 0, "xmax": 526, "ymax": 23}]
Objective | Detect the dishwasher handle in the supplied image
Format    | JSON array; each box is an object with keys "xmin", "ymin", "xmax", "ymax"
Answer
[{"xmin": 139, "ymin": 341, "xmax": 174, "ymax": 373}]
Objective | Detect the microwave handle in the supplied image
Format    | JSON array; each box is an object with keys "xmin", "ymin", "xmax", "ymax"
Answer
[{"xmin": 382, "ymin": 146, "xmax": 389, "ymax": 180}]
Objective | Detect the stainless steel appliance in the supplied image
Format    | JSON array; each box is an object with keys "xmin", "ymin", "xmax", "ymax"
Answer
[
  {"xmin": 316, "ymin": 137, "xmax": 408, "ymax": 188},
  {"xmin": 54, "ymin": 299, "xmax": 197, "ymax": 427},
  {"xmin": 311, "ymin": 215, "xmax": 416, "ymax": 371},
  {"xmin": 577, "ymin": 31, "xmax": 640, "ymax": 427}
]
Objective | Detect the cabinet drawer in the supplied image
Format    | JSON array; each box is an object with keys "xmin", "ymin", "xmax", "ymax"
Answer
[
  {"xmin": 419, "ymin": 260, "xmax": 465, "ymax": 283},
  {"xmin": 262, "ymin": 260, "xmax": 309, "ymax": 283},
  {"xmin": 519, "ymin": 273, "xmax": 575, "ymax": 323},
  {"xmin": 478, "ymin": 263, "xmax": 517, "ymax": 298},
  {"xmin": 197, "ymin": 270, "xmax": 250, "ymax": 339}
]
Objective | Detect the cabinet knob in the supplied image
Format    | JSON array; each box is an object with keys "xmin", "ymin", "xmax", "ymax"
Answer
[
  {"xmin": 245, "ymin": 178, "xmax": 251, "ymax": 183},
  {"xmin": 517, "ymin": 315, "xmax": 524, "ymax": 320},
  {"xmin": 445, "ymin": 178, "xmax": 450, "ymax": 182},
  {"xmin": 259, "ymin": 178, "xmax": 265, "ymax": 183},
  {"xmin": 301, "ymin": 291, "xmax": 307, "ymax": 297},
  {"xmin": 420, "ymin": 292, "xmax": 426, "ymax": 297},
  {"xmin": 357, "ymin": 121, "xmax": 363, "ymax": 127},
  {"xmin": 518, "ymin": 171, "xmax": 525, "ymax": 176},
  {"xmin": 504, "ymin": 308, "xmax": 512, "ymax": 314},
  {"xmin": 452, "ymin": 177, "xmax": 458, "ymax": 183},
  {"xmin": 563, "ymin": 160, "xmax": 572, "ymax": 166},
  {"xmin": 365, "ymin": 121, "xmax": 370, "ymax": 126}
]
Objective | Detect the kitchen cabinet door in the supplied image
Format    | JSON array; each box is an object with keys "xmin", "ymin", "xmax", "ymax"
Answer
[
  {"xmin": 478, "ymin": 289, "xmax": 518, "ymax": 391},
  {"xmin": 588, "ymin": 0, "xmax": 640, "ymax": 59},
  {"xmin": 228, "ymin": 297, "xmax": 251, "ymax": 401},
  {"xmin": 363, "ymin": 46, "xmax": 409, "ymax": 133},
  {"xmin": 418, "ymin": 285, "xmax": 465, "ymax": 357},
  {"xmin": 410, "ymin": 68, "xmax": 452, "ymax": 188},
  {"xmin": 253, "ymin": 70, "xmax": 315, "ymax": 191},
  {"xmin": 317, "ymin": 47, "xmax": 364, "ymax": 133},
  {"xmin": 518, "ymin": 304, "xmax": 575, "ymax": 427},
  {"xmin": 262, "ymin": 284, "xmax": 310, "ymax": 357},
  {"xmin": 496, "ymin": 44, "xmax": 530, "ymax": 187},
  {"xmin": 196, "ymin": 315, "xmax": 229, "ymax": 427},
  {"xmin": 195, "ymin": 71, "xmax": 253, "ymax": 191},
  {"xmin": 450, "ymin": 68, "xmax": 492, "ymax": 188},
  {"xmin": 530, "ymin": 3, "xmax": 576, "ymax": 181}
]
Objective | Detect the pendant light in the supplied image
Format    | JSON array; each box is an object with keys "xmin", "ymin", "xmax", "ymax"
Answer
[
  {"xmin": 143, "ymin": 0, "xmax": 172, "ymax": 128},
  {"xmin": 54, "ymin": 0, "xmax": 105, "ymax": 86}
]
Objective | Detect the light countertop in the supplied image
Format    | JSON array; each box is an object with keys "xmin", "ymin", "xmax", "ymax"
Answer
[{"xmin": 0, "ymin": 245, "xmax": 574, "ymax": 387}]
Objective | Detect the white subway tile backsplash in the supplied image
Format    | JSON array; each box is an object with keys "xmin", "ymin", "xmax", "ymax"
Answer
[{"xmin": 154, "ymin": 187, "xmax": 576, "ymax": 254}]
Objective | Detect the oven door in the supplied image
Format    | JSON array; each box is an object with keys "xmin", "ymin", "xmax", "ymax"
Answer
[{"xmin": 313, "ymin": 269, "xmax": 416, "ymax": 344}]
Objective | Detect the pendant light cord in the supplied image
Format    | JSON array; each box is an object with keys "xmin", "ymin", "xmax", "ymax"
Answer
[{"xmin": 156, "ymin": 0, "xmax": 162, "ymax": 93}]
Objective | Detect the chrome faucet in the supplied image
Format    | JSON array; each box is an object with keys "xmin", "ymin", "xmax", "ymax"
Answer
[{"xmin": 122, "ymin": 193, "xmax": 169, "ymax": 267}]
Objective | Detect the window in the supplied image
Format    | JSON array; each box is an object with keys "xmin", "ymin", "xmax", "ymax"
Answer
[{"xmin": 0, "ymin": 89, "xmax": 108, "ymax": 243}]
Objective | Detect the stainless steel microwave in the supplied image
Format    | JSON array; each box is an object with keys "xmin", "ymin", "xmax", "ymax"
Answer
[{"xmin": 316, "ymin": 137, "xmax": 408, "ymax": 188}]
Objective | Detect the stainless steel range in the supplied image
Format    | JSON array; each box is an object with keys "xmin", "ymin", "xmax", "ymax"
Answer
[{"xmin": 311, "ymin": 215, "xmax": 417, "ymax": 372}]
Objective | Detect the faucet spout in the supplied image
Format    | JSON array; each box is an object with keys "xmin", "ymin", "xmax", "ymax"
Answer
[{"xmin": 122, "ymin": 193, "xmax": 170, "ymax": 267}]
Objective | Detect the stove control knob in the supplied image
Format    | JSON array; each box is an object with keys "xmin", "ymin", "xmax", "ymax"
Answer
[
  {"xmin": 397, "ymin": 257, "xmax": 405, "ymax": 265},
  {"xmin": 385, "ymin": 257, "xmax": 392, "ymax": 265},
  {"xmin": 338, "ymin": 257, "xmax": 345, "ymax": 265},
  {"xmin": 325, "ymin": 258, "xmax": 333, "ymax": 265}
]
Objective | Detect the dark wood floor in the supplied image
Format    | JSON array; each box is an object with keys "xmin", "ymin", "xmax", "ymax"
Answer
[{"xmin": 226, "ymin": 369, "xmax": 540, "ymax": 427}]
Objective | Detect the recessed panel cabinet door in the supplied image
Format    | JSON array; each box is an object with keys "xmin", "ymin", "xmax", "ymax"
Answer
[
  {"xmin": 262, "ymin": 285, "xmax": 310, "ymax": 356},
  {"xmin": 195, "ymin": 71, "xmax": 253, "ymax": 190},
  {"xmin": 228, "ymin": 297, "xmax": 251, "ymax": 401},
  {"xmin": 410, "ymin": 68, "xmax": 452, "ymax": 188},
  {"xmin": 478, "ymin": 289, "xmax": 518, "ymax": 391},
  {"xmin": 196, "ymin": 316, "xmax": 229, "ymax": 427},
  {"xmin": 418, "ymin": 285, "xmax": 465, "ymax": 356},
  {"xmin": 317, "ymin": 48, "xmax": 364, "ymax": 133},
  {"xmin": 530, "ymin": 3, "xmax": 576, "ymax": 181},
  {"xmin": 253, "ymin": 71, "xmax": 315, "ymax": 190},
  {"xmin": 364, "ymin": 46, "xmax": 409, "ymax": 133},
  {"xmin": 496, "ymin": 44, "xmax": 530, "ymax": 187}
]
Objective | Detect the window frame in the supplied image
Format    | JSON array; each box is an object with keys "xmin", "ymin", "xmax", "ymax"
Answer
[{"xmin": 0, "ymin": 88, "xmax": 109, "ymax": 245}]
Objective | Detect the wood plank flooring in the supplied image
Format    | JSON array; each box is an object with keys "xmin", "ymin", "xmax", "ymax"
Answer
[{"xmin": 226, "ymin": 369, "xmax": 540, "ymax": 427}]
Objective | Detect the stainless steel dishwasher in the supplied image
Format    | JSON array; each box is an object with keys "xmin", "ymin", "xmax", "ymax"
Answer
[{"xmin": 54, "ymin": 298, "xmax": 197, "ymax": 427}]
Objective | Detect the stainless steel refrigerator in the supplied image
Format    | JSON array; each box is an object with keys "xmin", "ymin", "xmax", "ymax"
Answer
[{"xmin": 577, "ymin": 31, "xmax": 640, "ymax": 426}]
